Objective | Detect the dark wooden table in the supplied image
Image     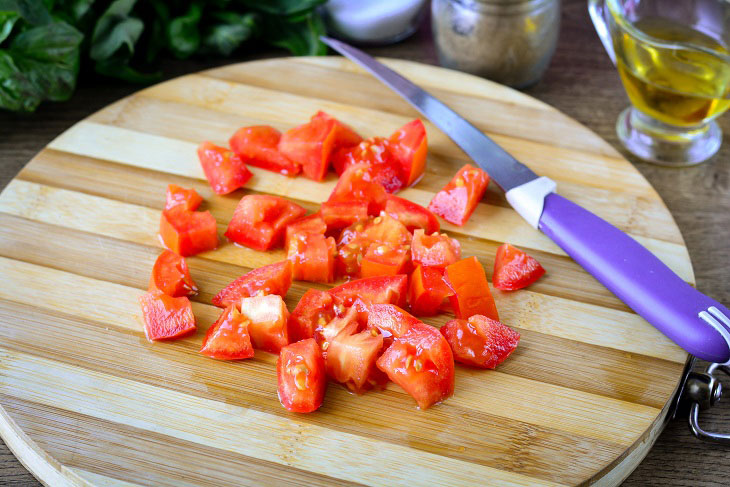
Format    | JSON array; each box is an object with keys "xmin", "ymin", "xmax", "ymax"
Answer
[{"xmin": 1, "ymin": 1, "xmax": 728, "ymax": 485}]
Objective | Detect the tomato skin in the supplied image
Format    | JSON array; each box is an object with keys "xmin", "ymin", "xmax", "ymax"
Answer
[
  {"xmin": 287, "ymin": 232, "xmax": 336, "ymax": 283},
  {"xmin": 239, "ymin": 294, "xmax": 290, "ymax": 353},
  {"xmin": 410, "ymin": 229, "xmax": 461, "ymax": 268},
  {"xmin": 197, "ymin": 141, "xmax": 253, "ymax": 195},
  {"xmin": 199, "ymin": 305, "xmax": 255, "ymax": 360},
  {"xmin": 360, "ymin": 242, "xmax": 410, "ymax": 278},
  {"xmin": 229, "ymin": 125, "xmax": 301, "ymax": 177},
  {"xmin": 288, "ymin": 289, "xmax": 336, "ymax": 343},
  {"xmin": 445, "ymin": 257, "xmax": 499, "ymax": 321},
  {"xmin": 376, "ymin": 322, "xmax": 454, "ymax": 409},
  {"xmin": 165, "ymin": 184, "xmax": 202, "ymax": 211},
  {"xmin": 440, "ymin": 315, "xmax": 520, "ymax": 369},
  {"xmin": 277, "ymin": 338, "xmax": 327, "ymax": 413},
  {"xmin": 388, "ymin": 119, "xmax": 427, "ymax": 187},
  {"xmin": 328, "ymin": 163, "xmax": 387, "ymax": 216},
  {"xmin": 384, "ymin": 195, "xmax": 440, "ymax": 234},
  {"xmin": 159, "ymin": 206, "xmax": 218, "ymax": 257},
  {"xmin": 212, "ymin": 260, "xmax": 293, "ymax": 308},
  {"xmin": 320, "ymin": 200, "xmax": 369, "ymax": 230},
  {"xmin": 427, "ymin": 164, "xmax": 489, "ymax": 226},
  {"xmin": 493, "ymin": 243, "xmax": 546, "ymax": 291},
  {"xmin": 326, "ymin": 329, "xmax": 387, "ymax": 393},
  {"xmin": 139, "ymin": 291, "xmax": 196, "ymax": 341},
  {"xmin": 225, "ymin": 195, "xmax": 306, "ymax": 251},
  {"xmin": 284, "ymin": 213, "xmax": 327, "ymax": 248},
  {"xmin": 366, "ymin": 304, "xmax": 420, "ymax": 339},
  {"xmin": 408, "ymin": 265, "xmax": 453, "ymax": 316},
  {"xmin": 150, "ymin": 250, "xmax": 198, "ymax": 297},
  {"xmin": 328, "ymin": 275, "xmax": 408, "ymax": 308}
]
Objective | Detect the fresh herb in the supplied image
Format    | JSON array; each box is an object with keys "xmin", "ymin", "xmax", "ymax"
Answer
[{"xmin": 0, "ymin": 0, "xmax": 327, "ymax": 112}]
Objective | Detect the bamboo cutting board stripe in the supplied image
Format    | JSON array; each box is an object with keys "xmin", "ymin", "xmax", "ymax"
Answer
[{"xmin": 0, "ymin": 57, "xmax": 690, "ymax": 486}]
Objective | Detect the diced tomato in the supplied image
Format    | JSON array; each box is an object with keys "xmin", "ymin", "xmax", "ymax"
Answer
[
  {"xmin": 384, "ymin": 194, "xmax": 439, "ymax": 234},
  {"xmin": 328, "ymin": 163, "xmax": 387, "ymax": 215},
  {"xmin": 239, "ymin": 294, "xmax": 289, "ymax": 353},
  {"xmin": 138, "ymin": 291, "xmax": 196, "ymax": 341},
  {"xmin": 331, "ymin": 137, "xmax": 404, "ymax": 193},
  {"xmin": 441, "ymin": 315, "xmax": 520, "ymax": 369},
  {"xmin": 360, "ymin": 242, "xmax": 410, "ymax": 278},
  {"xmin": 428, "ymin": 164, "xmax": 489, "ymax": 226},
  {"xmin": 410, "ymin": 229, "xmax": 461, "ymax": 268},
  {"xmin": 165, "ymin": 184, "xmax": 202, "ymax": 211},
  {"xmin": 326, "ymin": 329, "xmax": 388, "ymax": 393},
  {"xmin": 212, "ymin": 261, "xmax": 293, "ymax": 308},
  {"xmin": 149, "ymin": 250, "xmax": 197, "ymax": 297},
  {"xmin": 335, "ymin": 239, "xmax": 367, "ymax": 278},
  {"xmin": 285, "ymin": 213, "xmax": 327, "ymax": 247},
  {"xmin": 229, "ymin": 125, "xmax": 300, "ymax": 177},
  {"xmin": 288, "ymin": 289, "xmax": 336, "ymax": 343},
  {"xmin": 320, "ymin": 200, "xmax": 369, "ymax": 230},
  {"xmin": 328, "ymin": 275, "xmax": 408, "ymax": 308},
  {"xmin": 197, "ymin": 141, "xmax": 253, "ymax": 195},
  {"xmin": 408, "ymin": 265, "xmax": 453, "ymax": 316},
  {"xmin": 159, "ymin": 206, "xmax": 218, "ymax": 257},
  {"xmin": 277, "ymin": 338, "xmax": 327, "ymax": 413},
  {"xmin": 313, "ymin": 110, "xmax": 362, "ymax": 147},
  {"xmin": 199, "ymin": 305, "xmax": 254, "ymax": 360},
  {"xmin": 388, "ymin": 119, "xmax": 427, "ymax": 187},
  {"xmin": 493, "ymin": 243, "xmax": 546, "ymax": 291},
  {"xmin": 376, "ymin": 322, "xmax": 454, "ymax": 409},
  {"xmin": 366, "ymin": 304, "xmax": 420, "ymax": 339},
  {"xmin": 314, "ymin": 305, "xmax": 366, "ymax": 351},
  {"xmin": 335, "ymin": 214, "xmax": 411, "ymax": 278},
  {"xmin": 287, "ymin": 232, "xmax": 336, "ymax": 283},
  {"xmin": 445, "ymin": 257, "xmax": 499, "ymax": 321},
  {"xmin": 225, "ymin": 195, "xmax": 306, "ymax": 251}
]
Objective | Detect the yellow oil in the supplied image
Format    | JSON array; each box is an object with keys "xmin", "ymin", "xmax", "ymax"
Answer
[{"xmin": 613, "ymin": 17, "xmax": 730, "ymax": 127}]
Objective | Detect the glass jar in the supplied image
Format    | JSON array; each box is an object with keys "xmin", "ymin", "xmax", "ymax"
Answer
[{"xmin": 432, "ymin": 0, "xmax": 561, "ymax": 88}]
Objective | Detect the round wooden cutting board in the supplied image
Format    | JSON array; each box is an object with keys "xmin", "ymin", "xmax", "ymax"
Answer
[{"xmin": 0, "ymin": 57, "xmax": 692, "ymax": 487}]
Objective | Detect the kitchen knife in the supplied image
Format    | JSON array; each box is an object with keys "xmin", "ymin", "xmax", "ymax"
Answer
[{"xmin": 321, "ymin": 36, "xmax": 730, "ymax": 364}]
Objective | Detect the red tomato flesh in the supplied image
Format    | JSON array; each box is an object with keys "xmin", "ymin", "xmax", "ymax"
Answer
[
  {"xmin": 360, "ymin": 242, "xmax": 410, "ymax": 278},
  {"xmin": 410, "ymin": 229, "xmax": 461, "ymax": 268},
  {"xmin": 331, "ymin": 137, "xmax": 404, "ymax": 193},
  {"xmin": 165, "ymin": 184, "xmax": 202, "ymax": 211},
  {"xmin": 366, "ymin": 304, "xmax": 420, "ymax": 339},
  {"xmin": 212, "ymin": 260, "xmax": 293, "ymax": 308},
  {"xmin": 445, "ymin": 257, "xmax": 499, "ymax": 321},
  {"xmin": 199, "ymin": 305, "xmax": 255, "ymax": 360},
  {"xmin": 376, "ymin": 322, "xmax": 454, "ymax": 409},
  {"xmin": 139, "ymin": 291, "xmax": 196, "ymax": 341},
  {"xmin": 384, "ymin": 194, "xmax": 439, "ymax": 234},
  {"xmin": 441, "ymin": 315, "xmax": 520, "ymax": 368},
  {"xmin": 388, "ymin": 119, "xmax": 427, "ymax": 187},
  {"xmin": 225, "ymin": 194, "xmax": 306, "ymax": 251},
  {"xmin": 320, "ymin": 200, "xmax": 369, "ymax": 230},
  {"xmin": 326, "ymin": 329, "xmax": 387, "ymax": 393},
  {"xmin": 277, "ymin": 338, "xmax": 327, "ymax": 413},
  {"xmin": 150, "ymin": 250, "xmax": 197, "ymax": 297},
  {"xmin": 197, "ymin": 141, "xmax": 252, "ymax": 195},
  {"xmin": 493, "ymin": 243, "xmax": 546, "ymax": 291},
  {"xmin": 328, "ymin": 163, "xmax": 387, "ymax": 216},
  {"xmin": 288, "ymin": 289, "xmax": 335, "ymax": 343},
  {"xmin": 287, "ymin": 232, "xmax": 336, "ymax": 283},
  {"xmin": 239, "ymin": 294, "xmax": 289, "ymax": 353},
  {"xmin": 159, "ymin": 206, "xmax": 218, "ymax": 257},
  {"xmin": 428, "ymin": 164, "xmax": 489, "ymax": 226},
  {"xmin": 408, "ymin": 265, "xmax": 453, "ymax": 316},
  {"xmin": 285, "ymin": 213, "xmax": 327, "ymax": 248},
  {"xmin": 328, "ymin": 275, "xmax": 408, "ymax": 308},
  {"xmin": 314, "ymin": 305, "xmax": 366, "ymax": 349},
  {"xmin": 229, "ymin": 125, "xmax": 300, "ymax": 177}
]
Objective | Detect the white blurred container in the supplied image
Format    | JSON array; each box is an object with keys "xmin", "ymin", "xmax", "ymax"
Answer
[{"xmin": 324, "ymin": 0, "xmax": 428, "ymax": 45}]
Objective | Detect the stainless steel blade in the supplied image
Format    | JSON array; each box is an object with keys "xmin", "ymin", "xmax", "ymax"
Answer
[{"xmin": 320, "ymin": 36, "xmax": 538, "ymax": 192}]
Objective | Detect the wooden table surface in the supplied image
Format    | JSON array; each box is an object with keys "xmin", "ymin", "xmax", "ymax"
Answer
[{"xmin": 1, "ymin": 1, "xmax": 728, "ymax": 485}]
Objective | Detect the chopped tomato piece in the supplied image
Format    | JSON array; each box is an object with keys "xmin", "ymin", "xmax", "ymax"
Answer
[
  {"xmin": 277, "ymin": 338, "xmax": 327, "ymax": 413},
  {"xmin": 366, "ymin": 304, "xmax": 420, "ymax": 339},
  {"xmin": 314, "ymin": 305, "xmax": 366, "ymax": 351},
  {"xmin": 313, "ymin": 110, "xmax": 362, "ymax": 147},
  {"xmin": 197, "ymin": 141, "xmax": 253, "ymax": 195},
  {"xmin": 225, "ymin": 194, "xmax": 306, "ymax": 251},
  {"xmin": 335, "ymin": 239, "xmax": 367, "ymax": 278},
  {"xmin": 159, "ymin": 206, "xmax": 218, "ymax": 257},
  {"xmin": 328, "ymin": 163, "xmax": 387, "ymax": 215},
  {"xmin": 331, "ymin": 137, "xmax": 404, "ymax": 193},
  {"xmin": 445, "ymin": 257, "xmax": 499, "ymax": 321},
  {"xmin": 376, "ymin": 322, "xmax": 454, "ymax": 409},
  {"xmin": 335, "ymin": 214, "xmax": 411, "ymax": 278},
  {"xmin": 410, "ymin": 229, "xmax": 461, "ymax": 268},
  {"xmin": 384, "ymin": 194, "xmax": 439, "ymax": 234},
  {"xmin": 360, "ymin": 242, "xmax": 410, "ymax": 278},
  {"xmin": 493, "ymin": 243, "xmax": 546, "ymax": 291},
  {"xmin": 428, "ymin": 164, "xmax": 489, "ymax": 226},
  {"xmin": 408, "ymin": 265, "xmax": 453, "ymax": 316},
  {"xmin": 199, "ymin": 305, "xmax": 254, "ymax": 360},
  {"xmin": 287, "ymin": 232, "xmax": 336, "ymax": 283},
  {"xmin": 388, "ymin": 119, "xmax": 427, "ymax": 187},
  {"xmin": 229, "ymin": 125, "xmax": 300, "ymax": 177},
  {"xmin": 149, "ymin": 250, "xmax": 197, "ymax": 297},
  {"xmin": 212, "ymin": 261, "xmax": 292, "ymax": 308},
  {"xmin": 441, "ymin": 315, "xmax": 520, "ymax": 368},
  {"xmin": 328, "ymin": 275, "xmax": 408, "ymax": 308},
  {"xmin": 239, "ymin": 294, "xmax": 289, "ymax": 353},
  {"xmin": 165, "ymin": 184, "xmax": 202, "ymax": 211},
  {"xmin": 288, "ymin": 289, "xmax": 335, "ymax": 343},
  {"xmin": 320, "ymin": 200, "xmax": 369, "ymax": 230},
  {"xmin": 326, "ymin": 329, "xmax": 388, "ymax": 393},
  {"xmin": 138, "ymin": 291, "xmax": 196, "ymax": 341},
  {"xmin": 285, "ymin": 213, "xmax": 327, "ymax": 247}
]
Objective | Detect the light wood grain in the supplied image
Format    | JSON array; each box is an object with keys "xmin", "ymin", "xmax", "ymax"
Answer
[{"xmin": 0, "ymin": 57, "xmax": 692, "ymax": 486}]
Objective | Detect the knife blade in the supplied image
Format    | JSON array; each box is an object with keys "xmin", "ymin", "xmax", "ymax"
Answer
[{"xmin": 321, "ymin": 35, "xmax": 730, "ymax": 364}]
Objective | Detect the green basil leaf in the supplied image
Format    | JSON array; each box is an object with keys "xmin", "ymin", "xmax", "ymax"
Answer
[
  {"xmin": 0, "ymin": 11, "xmax": 20, "ymax": 44},
  {"xmin": 90, "ymin": 0, "xmax": 142, "ymax": 61},
  {"xmin": 95, "ymin": 56, "xmax": 161, "ymax": 83},
  {"xmin": 51, "ymin": 0, "xmax": 95, "ymax": 24},
  {"xmin": 236, "ymin": 0, "xmax": 326, "ymax": 16},
  {"xmin": 143, "ymin": 0, "xmax": 168, "ymax": 64},
  {"xmin": 167, "ymin": 1, "xmax": 202, "ymax": 59},
  {"xmin": 264, "ymin": 10, "xmax": 325, "ymax": 56},
  {"xmin": 201, "ymin": 11, "xmax": 255, "ymax": 57},
  {"xmin": 0, "ymin": 49, "xmax": 34, "ymax": 111},
  {"xmin": 0, "ymin": 0, "xmax": 53, "ymax": 25}
]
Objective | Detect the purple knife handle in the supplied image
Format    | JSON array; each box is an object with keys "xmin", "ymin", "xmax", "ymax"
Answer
[{"xmin": 538, "ymin": 193, "xmax": 730, "ymax": 363}]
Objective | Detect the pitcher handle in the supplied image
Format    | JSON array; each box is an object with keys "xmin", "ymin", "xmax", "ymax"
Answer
[{"xmin": 588, "ymin": 0, "xmax": 616, "ymax": 64}]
